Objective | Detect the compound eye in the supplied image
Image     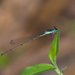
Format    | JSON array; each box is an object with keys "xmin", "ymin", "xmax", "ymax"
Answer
[{"xmin": 53, "ymin": 26, "xmax": 57, "ymax": 30}]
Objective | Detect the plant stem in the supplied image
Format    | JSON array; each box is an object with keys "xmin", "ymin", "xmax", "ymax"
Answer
[{"xmin": 54, "ymin": 65, "xmax": 63, "ymax": 75}]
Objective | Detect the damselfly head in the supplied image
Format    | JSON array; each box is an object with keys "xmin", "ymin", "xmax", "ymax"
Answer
[{"xmin": 53, "ymin": 26, "xmax": 57, "ymax": 31}]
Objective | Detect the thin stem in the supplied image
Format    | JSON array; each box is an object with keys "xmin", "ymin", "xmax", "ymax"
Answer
[{"xmin": 54, "ymin": 65, "xmax": 63, "ymax": 75}]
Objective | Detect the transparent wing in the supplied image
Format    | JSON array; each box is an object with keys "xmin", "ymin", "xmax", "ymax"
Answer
[
  {"xmin": 0, "ymin": 30, "xmax": 57, "ymax": 56},
  {"xmin": 0, "ymin": 34, "xmax": 39, "ymax": 56},
  {"xmin": 0, "ymin": 32, "xmax": 45, "ymax": 56},
  {"xmin": 10, "ymin": 34, "xmax": 40, "ymax": 46}
]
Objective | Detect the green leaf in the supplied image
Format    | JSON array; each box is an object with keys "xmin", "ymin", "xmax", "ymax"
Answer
[
  {"xmin": 48, "ymin": 31, "xmax": 59, "ymax": 65},
  {"xmin": 0, "ymin": 50, "xmax": 9, "ymax": 67},
  {"xmin": 20, "ymin": 63, "xmax": 55, "ymax": 75}
]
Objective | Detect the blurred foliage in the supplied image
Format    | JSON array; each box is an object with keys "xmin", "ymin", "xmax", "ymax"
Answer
[
  {"xmin": 71, "ymin": 20, "xmax": 75, "ymax": 33},
  {"xmin": 0, "ymin": 50, "xmax": 9, "ymax": 67}
]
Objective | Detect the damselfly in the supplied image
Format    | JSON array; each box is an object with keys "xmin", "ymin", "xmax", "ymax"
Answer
[{"xmin": 0, "ymin": 26, "xmax": 57, "ymax": 56}]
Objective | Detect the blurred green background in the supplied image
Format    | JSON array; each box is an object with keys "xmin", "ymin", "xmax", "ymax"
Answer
[{"xmin": 0, "ymin": 0, "xmax": 75, "ymax": 75}]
